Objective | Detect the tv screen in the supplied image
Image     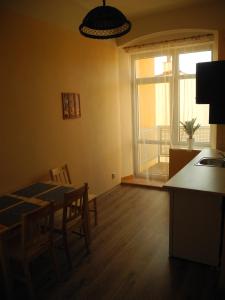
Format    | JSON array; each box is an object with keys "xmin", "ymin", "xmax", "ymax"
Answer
[{"xmin": 196, "ymin": 60, "xmax": 225, "ymax": 104}]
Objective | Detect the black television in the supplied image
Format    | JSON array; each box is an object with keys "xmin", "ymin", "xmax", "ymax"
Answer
[
  {"xmin": 196, "ymin": 60, "xmax": 225, "ymax": 104},
  {"xmin": 209, "ymin": 102, "xmax": 225, "ymax": 124}
]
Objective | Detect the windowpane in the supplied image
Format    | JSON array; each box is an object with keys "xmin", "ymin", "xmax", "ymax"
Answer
[
  {"xmin": 179, "ymin": 78, "xmax": 210, "ymax": 142},
  {"xmin": 155, "ymin": 56, "xmax": 172, "ymax": 76},
  {"xmin": 138, "ymin": 143, "xmax": 169, "ymax": 178},
  {"xmin": 155, "ymin": 83, "xmax": 170, "ymax": 125},
  {"xmin": 135, "ymin": 58, "xmax": 155, "ymax": 78},
  {"xmin": 179, "ymin": 51, "xmax": 212, "ymax": 75},
  {"xmin": 138, "ymin": 84, "xmax": 156, "ymax": 132},
  {"xmin": 135, "ymin": 56, "xmax": 172, "ymax": 78},
  {"xmin": 138, "ymin": 82, "xmax": 170, "ymax": 136},
  {"xmin": 137, "ymin": 82, "xmax": 170, "ymax": 178}
]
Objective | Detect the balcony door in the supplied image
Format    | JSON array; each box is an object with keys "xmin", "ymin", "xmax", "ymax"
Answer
[{"xmin": 132, "ymin": 46, "xmax": 212, "ymax": 181}]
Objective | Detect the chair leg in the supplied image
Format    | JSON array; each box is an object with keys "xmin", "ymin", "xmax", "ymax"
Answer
[
  {"xmin": 79, "ymin": 225, "xmax": 83, "ymax": 238},
  {"xmin": 0, "ymin": 239, "xmax": 13, "ymax": 300},
  {"xmin": 62, "ymin": 233, "xmax": 72, "ymax": 270},
  {"xmin": 23, "ymin": 261, "xmax": 35, "ymax": 300},
  {"xmin": 49, "ymin": 245, "xmax": 60, "ymax": 281},
  {"xmin": 88, "ymin": 199, "xmax": 98, "ymax": 226},
  {"xmin": 93, "ymin": 198, "xmax": 98, "ymax": 226},
  {"xmin": 82, "ymin": 222, "xmax": 90, "ymax": 254}
]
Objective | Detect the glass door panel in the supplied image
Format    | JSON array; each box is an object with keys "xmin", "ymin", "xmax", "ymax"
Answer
[
  {"xmin": 136, "ymin": 82, "xmax": 170, "ymax": 180},
  {"xmin": 132, "ymin": 48, "xmax": 213, "ymax": 183}
]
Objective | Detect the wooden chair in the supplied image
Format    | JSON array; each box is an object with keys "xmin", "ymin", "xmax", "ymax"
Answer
[
  {"xmin": 49, "ymin": 164, "xmax": 71, "ymax": 184},
  {"xmin": 49, "ymin": 164, "xmax": 98, "ymax": 225},
  {"xmin": 56, "ymin": 183, "xmax": 90, "ymax": 269},
  {"xmin": 8, "ymin": 203, "xmax": 59, "ymax": 299}
]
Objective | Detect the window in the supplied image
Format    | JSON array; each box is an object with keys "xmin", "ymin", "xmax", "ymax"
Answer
[{"xmin": 132, "ymin": 44, "xmax": 213, "ymax": 178}]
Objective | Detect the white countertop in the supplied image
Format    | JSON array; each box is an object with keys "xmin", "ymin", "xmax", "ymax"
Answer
[{"xmin": 164, "ymin": 148, "xmax": 225, "ymax": 196}]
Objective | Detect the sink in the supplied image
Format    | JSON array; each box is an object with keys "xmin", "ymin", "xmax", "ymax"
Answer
[{"xmin": 195, "ymin": 157, "xmax": 225, "ymax": 167}]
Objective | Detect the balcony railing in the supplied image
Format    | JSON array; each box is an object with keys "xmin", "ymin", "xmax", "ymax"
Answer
[{"xmin": 138, "ymin": 125, "xmax": 210, "ymax": 163}]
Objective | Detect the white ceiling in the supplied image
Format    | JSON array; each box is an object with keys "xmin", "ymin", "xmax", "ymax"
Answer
[{"xmin": 1, "ymin": 0, "xmax": 218, "ymax": 30}]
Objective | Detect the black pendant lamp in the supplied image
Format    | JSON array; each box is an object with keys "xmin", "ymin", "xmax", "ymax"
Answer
[{"xmin": 79, "ymin": 0, "xmax": 131, "ymax": 39}]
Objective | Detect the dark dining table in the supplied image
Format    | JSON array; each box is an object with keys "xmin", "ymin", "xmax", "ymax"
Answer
[{"xmin": 0, "ymin": 181, "xmax": 90, "ymax": 300}]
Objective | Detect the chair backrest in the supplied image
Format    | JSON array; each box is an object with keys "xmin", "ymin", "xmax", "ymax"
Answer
[
  {"xmin": 21, "ymin": 203, "xmax": 54, "ymax": 260},
  {"xmin": 63, "ymin": 183, "xmax": 88, "ymax": 231},
  {"xmin": 49, "ymin": 164, "xmax": 72, "ymax": 184}
]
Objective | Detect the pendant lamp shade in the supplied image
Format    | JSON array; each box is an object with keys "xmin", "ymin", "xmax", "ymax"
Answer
[{"xmin": 79, "ymin": 0, "xmax": 131, "ymax": 39}]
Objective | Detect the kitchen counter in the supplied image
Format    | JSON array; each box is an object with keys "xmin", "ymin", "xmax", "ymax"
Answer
[
  {"xmin": 164, "ymin": 148, "xmax": 225, "ymax": 196},
  {"xmin": 165, "ymin": 148, "xmax": 225, "ymax": 267}
]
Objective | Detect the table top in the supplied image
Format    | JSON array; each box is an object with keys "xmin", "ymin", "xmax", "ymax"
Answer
[
  {"xmin": 0, "ymin": 182, "xmax": 76, "ymax": 234},
  {"xmin": 13, "ymin": 182, "xmax": 57, "ymax": 198}
]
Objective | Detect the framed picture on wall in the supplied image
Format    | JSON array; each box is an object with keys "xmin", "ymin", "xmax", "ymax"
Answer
[{"xmin": 62, "ymin": 93, "xmax": 81, "ymax": 119}]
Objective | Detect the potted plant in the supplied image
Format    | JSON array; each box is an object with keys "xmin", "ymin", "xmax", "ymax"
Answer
[{"xmin": 180, "ymin": 118, "xmax": 200, "ymax": 149}]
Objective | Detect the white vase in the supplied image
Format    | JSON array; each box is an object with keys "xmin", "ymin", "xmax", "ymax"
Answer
[{"xmin": 187, "ymin": 138, "xmax": 194, "ymax": 150}]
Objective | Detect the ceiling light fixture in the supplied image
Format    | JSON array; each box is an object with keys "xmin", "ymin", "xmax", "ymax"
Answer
[{"xmin": 79, "ymin": 0, "xmax": 131, "ymax": 39}]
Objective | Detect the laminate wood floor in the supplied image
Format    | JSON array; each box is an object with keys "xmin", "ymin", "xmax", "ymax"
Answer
[{"xmin": 10, "ymin": 185, "xmax": 225, "ymax": 299}]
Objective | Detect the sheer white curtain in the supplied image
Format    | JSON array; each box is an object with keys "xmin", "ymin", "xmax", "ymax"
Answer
[
  {"xmin": 128, "ymin": 34, "xmax": 214, "ymax": 181},
  {"xmin": 178, "ymin": 49, "xmax": 212, "ymax": 145}
]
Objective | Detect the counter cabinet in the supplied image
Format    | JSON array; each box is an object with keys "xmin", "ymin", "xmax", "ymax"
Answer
[{"xmin": 169, "ymin": 189, "xmax": 222, "ymax": 266}]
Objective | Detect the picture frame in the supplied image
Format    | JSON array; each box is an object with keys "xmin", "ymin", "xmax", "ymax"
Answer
[{"xmin": 62, "ymin": 93, "xmax": 81, "ymax": 119}]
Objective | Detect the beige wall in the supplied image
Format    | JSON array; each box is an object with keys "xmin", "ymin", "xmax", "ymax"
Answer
[
  {"xmin": 0, "ymin": 9, "xmax": 121, "ymax": 195},
  {"xmin": 118, "ymin": 48, "xmax": 133, "ymax": 177},
  {"xmin": 118, "ymin": 1, "xmax": 225, "ymax": 177},
  {"xmin": 2, "ymin": 2, "xmax": 225, "ymax": 187}
]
